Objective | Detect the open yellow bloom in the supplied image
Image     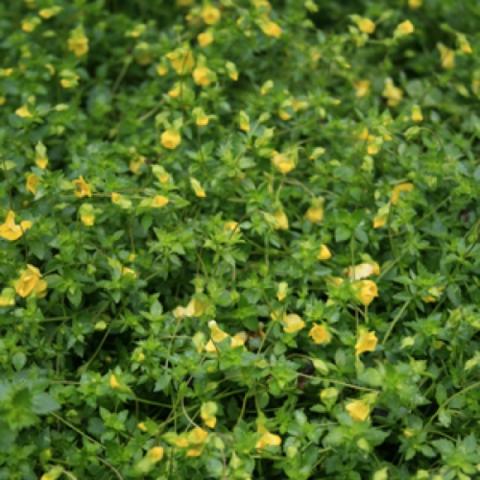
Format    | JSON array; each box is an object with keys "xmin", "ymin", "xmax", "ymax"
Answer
[
  {"xmin": 15, "ymin": 264, "xmax": 47, "ymax": 298},
  {"xmin": 208, "ymin": 320, "xmax": 229, "ymax": 343},
  {"xmin": 185, "ymin": 427, "xmax": 209, "ymax": 457},
  {"xmin": 271, "ymin": 151, "xmax": 295, "ymax": 174},
  {"xmin": 394, "ymin": 20, "xmax": 414, "ymax": 38},
  {"xmin": 200, "ymin": 402, "xmax": 218, "ymax": 428},
  {"xmin": 161, "ymin": 129, "xmax": 181, "ymax": 150},
  {"xmin": 193, "ymin": 66, "xmax": 215, "ymax": 87},
  {"xmin": 391, "ymin": 182, "xmax": 414, "ymax": 205},
  {"xmin": 438, "ymin": 43, "xmax": 455, "ymax": 70},
  {"xmin": 198, "ymin": 30, "xmax": 214, "ymax": 47},
  {"xmin": 354, "ymin": 80, "xmax": 370, "ymax": 98},
  {"xmin": 0, "ymin": 211, "xmax": 32, "ymax": 241},
  {"xmin": 283, "ymin": 313, "xmax": 305, "ymax": 334},
  {"xmin": 260, "ymin": 18, "xmax": 282, "ymax": 38},
  {"xmin": 346, "ymin": 262, "xmax": 380, "ymax": 280},
  {"xmin": 67, "ymin": 27, "xmax": 89, "ymax": 57},
  {"xmin": 16, "ymin": 105, "xmax": 33, "ymax": 118},
  {"xmin": 256, "ymin": 427, "xmax": 282, "ymax": 449},
  {"xmin": 346, "ymin": 399, "xmax": 370, "ymax": 421},
  {"xmin": 26, "ymin": 173, "xmax": 40, "ymax": 194},
  {"xmin": 356, "ymin": 17, "xmax": 376, "ymax": 35},
  {"xmin": 355, "ymin": 330, "xmax": 378, "ymax": 355},
  {"xmin": 305, "ymin": 205, "xmax": 324, "ymax": 224},
  {"xmin": 308, "ymin": 324, "xmax": 332, "ymax": 345},
  {"xmin": 354, "ymin": 280, "xmax": 378, "ymax": 306},
  {"xmin": 201, "ymin": 5, "xmax": 221, "ymax": 25},
  {"xmin": 73, "ymin": 176, "xmax": 92, "ymax": 198},
  {"xmin": 317, "ymin": 244, "xmax": 332, "ymax": 261},
  {"xmin": 190, "ymin": 177, "xmax": 206, "ymax": 198},
  {"xmin": 166, "ymin": 47, "xmax": 195, "ymax": 75}
]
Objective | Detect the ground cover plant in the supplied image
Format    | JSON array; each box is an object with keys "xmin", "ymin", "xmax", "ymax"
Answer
[{"xmin": 1, "ymin": 0, "xmax": 480, "ymax": 478}]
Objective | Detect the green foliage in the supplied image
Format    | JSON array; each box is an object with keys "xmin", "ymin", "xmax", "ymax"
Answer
[{"xmin": 1, "ymin": 0, "xmax": 480, "ymax": 478}]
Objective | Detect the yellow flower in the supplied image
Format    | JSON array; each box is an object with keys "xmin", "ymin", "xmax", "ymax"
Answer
[
  {"xmin": 79, "ymin": 203, "xmax": 95, "ymax": 227},
  {"xmin": 226, "ymin": 61, "xmax": 239, "ymax": 81},
  {"xmin": 346, "ymin": 399, "xmax": 370, "ymax": 422},
  {"xmin": 438, "ymin": 43, "xmax": 455, "ymax": 70},
  {"xmin": 355, "ymin": 329, "xmax": 378, "ymax": 355},
  {"xmin": 408, "ymin": 0, "xmax": 422, "ymax": 9},
  {"xmin": 201, "ymin": 5, "xmax": 221, "ymax": 25},
  {"xmin": 276, "ymin": 282, "xmax": 288, "ymax": 302},
  {"xmin": 35, "ymin": 142, "xmax": 48, "ymax": 169},
  {"xmin": 238, "ymin": 110, "xmax": 250, "ymax": 132},
  {"xmin": 373, "ymin": 204, "xmax": 389, "ymax": 229},
  {"xmin": 382, "ymin": 78, "xmax": 403, "ymax": 107},
  {"xmin": 271, "ymin": 151, "xmax": 295, "ymax": 174},
  {"xmin": 193, "ymin": 107, "xmax": 209, "ymax": 126},
  {"xmin": 208, "ymin": 320, "xmax": 229, "ymax": 343},
  {"xmin": 355, "ymin": 17, "xmax": 376, "ymax": 35},
  {"xmin": 16, "ymin": 105, "xmax": 33, "ymax": 118},
  {"xmin": 111, "ymin": 192, "xmax": 132, "ymax": 209},
  {"xmin": 346, "ymin": 262, "xmax": 380, "ymax": 280},
  {"xmin": 161, "ymin": 129, "xmax": 181, "ymax": 150},
  {"xmin": 166, "ymin": 47, "xmax": 195, "ymax": 75},
  {"xmin": 256, "ymin": 427, "xmax": 282, "ymax": 449},
  {"xmin": 354, "ymin": 80, "xmax": 370, "ymax": 98},
  {"xmin": 168, "ymin": 82, "xmax": 183, "ymax": 98},
  {"xmin": 39, "ymin": 6, "xmax": 62, "ymax": 19},
  {"xmin": 0, "ymin": 210, "xmax": 33, "ymax": 241},
  {"xmin": 184, "ymin": 426, "xmax": 209, "ymax": 457},
  {"xmin": 193, "ymin": 65, "xmax": 214, "ymax": 87},
  {"xmin": 137, "ymin": 422, "xmax": 147, "ymax": 432},
  {"xmin": 283, "ymin": 313, "xmax": 305, "ymax": 334},
  {"xmin": 150, "ymin": 195, "xmax": 169, "ymax": 208},
  {"xmin": 129, "ymin": 153, "xmax": 145, "ymax": 174},
  {"xmin": 200, "ymin": 401, "xmax": 218, "ymax": 428},
  {"xmin": 354, "ymin": 280, "xmax": 378, "ymax": 306},
  {"xmin": 259, "ymin": 18, "xmax": 282, "ymax": 38},
  {"xmin": 317, "ymin": 244, "xmax": 332, "ymax": 261},
  {"xmin": 260, "ymin": 80, "xmax": 274, "ymax": 96},
  {"xmin": 394, "ymin": 20, "xmax": 415, "ymax": 38},
  {"xmin": 60, "ymin": 69, "xmax": 79, "ymax": 89},
  {"xmin": 0, "ymin": 288, "xmax": 16, "ymax": 307},
  {"xmin": 305, "ymin": 197, "xmax": 324, "ymax": 224},
  {"xmin": 231, "ymin": 332, "xmax": 247, "ymax": 348},
  {"xmin": 67, "ymin": 27, "xmax": 89, "ymax": 57},
  {"xmin": 190, "ymin": 177, "xmax": 207, "ymax": 198},
  {"xmin": 21, "ymin": 17, "xmax": 40, "ymax": 33},
  {"xmin": 308, "ymin": 324, "xmax": 332, "ymax": 345},
  {"xmin": 458, "ymin": 34, "xmax": 472, "ymax": 55},
  {"xmin": 273, "ymin": 209, "xmax": 288, "ymax": 230},
  {"xmin": 156, "ymin": 64, "xmax": 168, "ymax": 76},
  {"xmin": 198, "ymin": 30, "xmax": 214, "ymax": 47},
  {"xmin": 26, "ymin": 173, "xmax": 40, "ymax": 194},
  {"xmin": 391, "ymin": 182, "xmax": 414, "ymax": 205},
  {"xmin": 109, "ymin": 373, "xmax": 121, "ymax": 389},
  {"xmin": 73, "ymin": 176, "xmax": 92, "ymax": 198},
  {"xmin": 14, "ymin": 264, "xmax": 47, "ymax": 298},
  {"xmin": 146, "ymin": 446, "xmax": 164, "ymax": 463},
  {"xmin": 411, "ymin": 105, "xmax": 423, "ymax": 123},
  {"xmin": 40, "ymin": 466, "xmax": 64, "ymax": 480}
]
